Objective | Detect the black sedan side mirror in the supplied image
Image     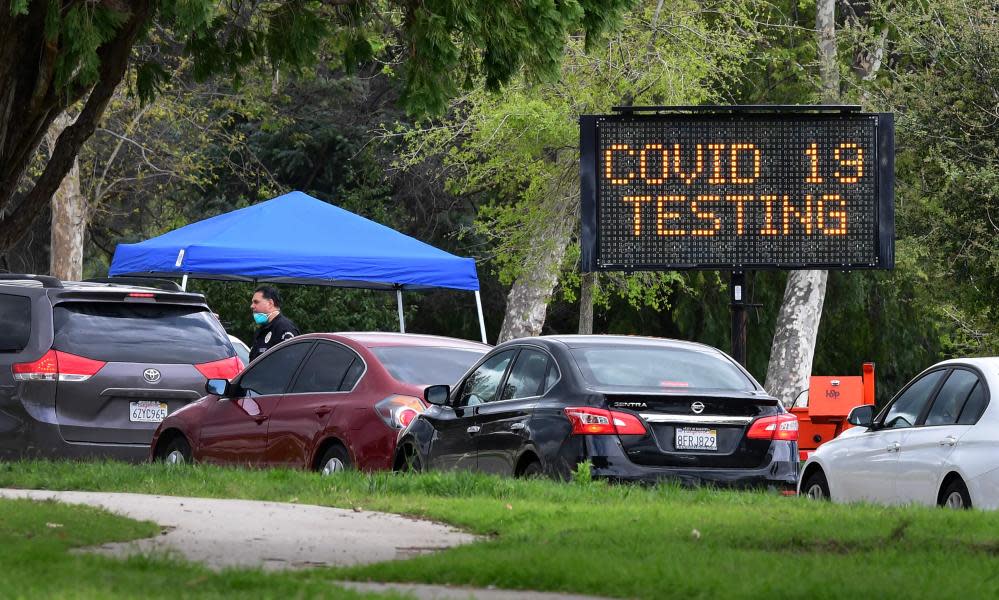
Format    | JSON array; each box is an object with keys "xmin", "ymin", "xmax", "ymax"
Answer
[
  {"xmin": 424, "ymin": 384, "xmax": 450, "ymax": 406},
  {"xmin": 205, "ymin": 378, "xmax": 230, "ymax": 397},
  {"xmin": 847, "ymin": 404, "xmax": 875, "ymax": 427}
]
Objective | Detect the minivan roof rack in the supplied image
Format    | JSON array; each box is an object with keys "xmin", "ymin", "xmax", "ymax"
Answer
[
  {"xmin": 84, "ymin": 277, "xmax": 183, "ymax": 292},
  {"xmin": 0, "ymin": 273, "xmax": 63, "ymax": 288}
]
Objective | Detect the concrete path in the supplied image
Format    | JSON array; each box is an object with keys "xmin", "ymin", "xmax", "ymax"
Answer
[
  {"xmin": 337, "ymin": 581, "xmax": 613, "ymax": 600},
  {"xmin": 0, "ymin": 489, "xmax": 476, "ymax": 571}
]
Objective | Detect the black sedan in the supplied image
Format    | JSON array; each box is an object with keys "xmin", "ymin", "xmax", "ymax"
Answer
[{"xmin": 394, "ymin": 335, "xmax": 798, "ymax": 488}]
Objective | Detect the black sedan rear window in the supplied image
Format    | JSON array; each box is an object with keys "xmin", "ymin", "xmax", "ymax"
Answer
[
  {"xmin": 570, "ymin": 345, "xmax": 755, "ymax": 391},
  {"xmin": 371, "ymin": 346, "xmax": 485, "ymax": 386},
  {"xmin": 53, "ymin": 303, "xmax": 233, "ymax": 364}
]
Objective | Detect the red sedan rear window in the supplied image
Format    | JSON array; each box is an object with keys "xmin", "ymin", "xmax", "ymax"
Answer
[{"xmin": 371, "ymin": 347, "xmax": 485, "ymax": 386}]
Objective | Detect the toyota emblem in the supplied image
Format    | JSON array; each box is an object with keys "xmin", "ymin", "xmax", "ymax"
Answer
[
  {"xmin": 691, "ymin": 401, "xmax": 705, "ymax": 414},
  {"xmin": 143, "ymin": 368, "xmax": 161, "ymax": 384}
]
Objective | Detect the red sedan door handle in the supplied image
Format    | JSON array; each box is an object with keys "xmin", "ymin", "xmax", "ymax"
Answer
[
  {"xmin": 253, "ymin": 415, "xmax": 268, "ymax": 424},
  {"xmin": 314, "ymin": 406, "xmax": 332, "ymax": 417}
]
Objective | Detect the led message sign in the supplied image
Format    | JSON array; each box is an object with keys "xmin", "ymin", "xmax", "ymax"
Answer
[{"xmin": 579, "ymin": 111, "xmax": 894, "ymax": 271}]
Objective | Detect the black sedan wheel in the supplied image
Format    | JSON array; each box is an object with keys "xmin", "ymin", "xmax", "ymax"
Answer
[{"xmin": 396, "ymin": 444, "xmax": 423, "ymax": 473}]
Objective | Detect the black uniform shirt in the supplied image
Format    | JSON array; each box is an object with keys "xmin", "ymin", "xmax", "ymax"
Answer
[{"xmin": 249, "ymin": 313, "xmax": 300, "ymax": 361}]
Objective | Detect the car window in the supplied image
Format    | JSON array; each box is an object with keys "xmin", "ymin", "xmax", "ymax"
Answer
[
  {"xmin": 500, "ymin": 349, "xmax": 550, "ymax": 401},
  {"xmin": 544, "ymin": 361, "xmax": 560, "ymax": 393},
  {"xmin": 289, "ymin": 342, "xmax": 359, "ymax": 394},
  {"xmin": 924, "ymin": 369, "xmax": 979, "ymax": 426},
  {"xmin": 0, "ymin": 294, "xmax": 30, "ymax": 352},
  {"xmin": 882, "ymin": 370, "xmax": 945, "ymax": 429},
  {"xmin": 569, "ymin": 345, "xmax": 755, "ymax": 390},
  {"xmin": 958, "ymin": 382, "xmax": 988, "ymax": 425},
  {"xmin": 458, "ymin": 350, "xmax": 515, "ymax": 407},
  {"xmin": 239, "ymin": 342, "xmax": 312, "ymax": 397},
  {"xmin": 371, "ymin": 346, "xmax": 486, "ymax": 385},
  {"xmin": 53, "ymin": 303, "xmax": 232, "ymax": 363},
  {"xmin": 341, "ymin": 358, "xmax": 364, "ymax": 391}
]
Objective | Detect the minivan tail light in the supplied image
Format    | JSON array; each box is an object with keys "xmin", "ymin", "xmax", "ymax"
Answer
[
  {"xmin": 746, "ymin": 414, "xmax": 799, "ymax": 442},
  {"xmin": 194, "ymin": 356, "xmax": 243, "ymax": 380},
  {"xmin": 564, "ymin": 407, "xmax": 647, "ymax": 436},
  {"xmin": 375, "ymin": 395, "xmax": 426, "ymax": 429},
  {"xmin": 12, "ymin": 349, "xmax": 107, "ymax": 382}
]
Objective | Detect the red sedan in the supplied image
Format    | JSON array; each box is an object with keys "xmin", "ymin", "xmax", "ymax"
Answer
[{"xmin": 150, "ymin": 333, "xmax": 488, "ymax": 473}]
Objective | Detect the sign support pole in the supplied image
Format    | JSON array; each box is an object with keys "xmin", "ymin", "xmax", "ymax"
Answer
[{"xmin": 730, "ymin": 271, "xmax": 747, "ymax": 366}]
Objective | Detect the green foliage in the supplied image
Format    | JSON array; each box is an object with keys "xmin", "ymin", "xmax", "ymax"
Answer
[
  {"xmin": 8, "ymin": 0, "xmax": 27, "ymax": 16},
  {"xmin": 10, "ymin": 0, "xmax": 633, "ymax": 114},
  {"xmin": 52, "ymin": 3, "xmax": 128, "ymax": 91},
  {"xmin": 570, "ymin": 459, "xmax": 593, "ymax": 484},
  {"xmin": 398, "ymin": 1, "xmax": 758, "ymax": 331},
  {"xmin": 399, "ymin": 0, "xmax": 633, "ymax": 114},
  {"xmin": 862, "ymin": 0, "xmax": 999, "ymax": 354}
]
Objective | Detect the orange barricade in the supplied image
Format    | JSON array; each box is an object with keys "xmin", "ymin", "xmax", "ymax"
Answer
[{"xmin": 791, "ymin": 363, "xmax": 875, "ymax": 461}]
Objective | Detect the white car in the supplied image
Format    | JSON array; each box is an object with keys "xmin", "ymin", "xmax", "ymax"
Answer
[{"xmin": 799, "ymin": 358, "xmax": 999, "ymax": 510}]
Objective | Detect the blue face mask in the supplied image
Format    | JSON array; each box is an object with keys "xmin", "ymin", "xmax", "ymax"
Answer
[{"xmin": 253, "ymin": 312, "xmax": 269, "ymax": 325}]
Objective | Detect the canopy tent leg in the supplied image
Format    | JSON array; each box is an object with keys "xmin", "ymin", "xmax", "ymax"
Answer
[
  {"xmin": 397, "ymin": 288, "xmax": 406, "ymax": 333},
  {"xmin": 181, "ymin": 274, "xmax": 188, "ymax": 291},
  {"xmin": 474, "ymin": 290, "xmax": 487, "ymax": 344}
]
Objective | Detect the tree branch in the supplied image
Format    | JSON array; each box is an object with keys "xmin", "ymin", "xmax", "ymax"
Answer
[{"xmin": 0, "ymin": 0, "xmax": 154, "ymax": 251}]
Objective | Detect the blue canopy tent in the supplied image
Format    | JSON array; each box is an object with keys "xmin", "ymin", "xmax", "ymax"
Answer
[{"xmin": 109, "ymin": 191, "xmax": 486, "ymax": 342}]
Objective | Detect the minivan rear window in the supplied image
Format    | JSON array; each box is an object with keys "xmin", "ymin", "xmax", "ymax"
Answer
[
  {"xmin": 570, "ymin": 345, "xmax": 755, "ymax": 391},
  {"xmin": 53, "ymin": 303, "xmax": 233, "ymax": 364}
]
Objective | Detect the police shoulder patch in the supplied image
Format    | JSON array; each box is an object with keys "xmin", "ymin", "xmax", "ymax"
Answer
[
  {"xmin": 264, "ymin": 332, "xmax": 272, "ymax": 344},
  {"xmin": 281, "ymin": 331, "xmax": 295, "ymax": 340}
]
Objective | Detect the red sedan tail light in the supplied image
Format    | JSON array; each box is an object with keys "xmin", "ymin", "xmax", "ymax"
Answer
[
  {"xmin": 194, "ymin": 356, "xmax": 244, "ymax": 380},
  {"xmin": 564, "ymin": 407, "xmax": 647, "ymax": 436},
  {"xmin": 12, "ymin": 349, "xmax": 106, "ymax": 382},
  {"xmin": 746, "ymin": 413, "xmax": 799, "ymax": 442},
  {"xmin": 375, "ymin": 395, "xmax": 426, "ymax": 429}
]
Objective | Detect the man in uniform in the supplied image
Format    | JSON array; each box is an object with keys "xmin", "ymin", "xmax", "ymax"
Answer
[{"xmin": 248, "ymin": 285, "xmax": 300, "ymax": 361}]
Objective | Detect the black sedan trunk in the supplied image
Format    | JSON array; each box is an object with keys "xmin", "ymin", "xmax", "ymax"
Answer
[{"xmin": 606, "ymin": 392, "xmax": 781, "ymax": 469}]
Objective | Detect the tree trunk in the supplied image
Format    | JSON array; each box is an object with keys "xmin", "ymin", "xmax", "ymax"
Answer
[
  {"xmin": 764, "ymin": 0, "xmax": 838, "ymax": 405},
  {"xmin": 498, "ymin": 187, "xmax": 576, "ymax": 342},
  {"xmin": 45, "ymin": 113, "xmax": 86, "ymax": 281},
  {"xmin": 578, "ymin": 272, "xmax": 595, "ymax": 334},
  {"xmin": 764, "ymin": 270, "xmax": 828, "ymax": 405},
  {"xmin": 816, "ymin": 0, "xmax": 840, "ymax": 101}
]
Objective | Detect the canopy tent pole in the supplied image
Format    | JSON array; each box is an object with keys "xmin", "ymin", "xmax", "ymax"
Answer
[
  {"xmin": 474, "ymin": 290, "xmax": 487, "ymax": 344},
  {"xmin": 181, "ymin": 274, "xmax": 188, "ymax": 291},
  {"xmin": 396, "ymin": 288, "xmax": 406, "ymax": 333}
]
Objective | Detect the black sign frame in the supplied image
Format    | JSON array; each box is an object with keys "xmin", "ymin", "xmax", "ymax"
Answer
[{"xmin": 579, "ymin": 108, "xmax": 895, "ymax": 272}]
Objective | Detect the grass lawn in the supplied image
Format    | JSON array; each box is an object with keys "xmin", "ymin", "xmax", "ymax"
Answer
[{"xmin": 2, "ymin": 460, "xmax": 999, "ymax": 599}]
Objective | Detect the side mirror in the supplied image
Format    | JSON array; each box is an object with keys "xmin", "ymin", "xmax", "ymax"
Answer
[
  {"xmin": 205, "ymin": 378, "xmax": 230, "ymax": 397},
  {"xmin": 847, "ymin": 404, "xmax": 875, "ymax": 427},
  {"xmin": 424, "ymin": 384, "xmax": 451, "ymax": 406}
]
